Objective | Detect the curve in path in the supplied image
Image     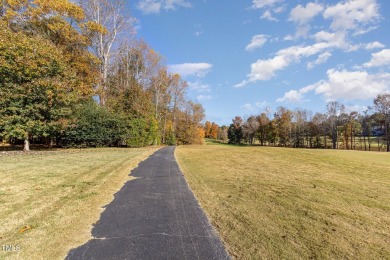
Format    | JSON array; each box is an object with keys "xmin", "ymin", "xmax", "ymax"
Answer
[{"xmin": 66, "ymin": 146, "xmax": 230, "ymax": 260}]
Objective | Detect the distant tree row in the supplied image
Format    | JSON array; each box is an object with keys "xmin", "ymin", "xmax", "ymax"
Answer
[
  {"xmin": 223, "ymin": 94, "xmax": 390, "ymax": 152},
  {"xmin": 0, "ymin": 0, "xmax": 205, "ymax": 150}
]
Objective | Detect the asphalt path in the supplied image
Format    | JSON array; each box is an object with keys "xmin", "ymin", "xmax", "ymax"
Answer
[{"xmin": 66, "ymin": 146, "xmax": 230, "ymax": 260}]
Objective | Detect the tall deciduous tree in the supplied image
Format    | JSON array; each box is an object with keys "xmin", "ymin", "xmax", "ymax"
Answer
[
  {"xmin": 256, "ymin": 113, "xmax": 270, "ymax": 146},
  {"xmin": 274, "ymin": 107, "xmax": 293, "ymax": 147},
  {"xmin": 374, "ymin": 93, "xmax": 390, "ymax": 152},
  {"xmin": 242, "ymin": 116, "xmax": 259, "ymax": 145},
  {"xmin": 0, "ymin": 23, "xmax": 81, "ymax": 150},
  {"xmin": 80, "ymin": 0, "xmax": 132, "ymax": 106},
  {"xmin": 327, "ymin": 101, "xmax": 344, "ymax": 149}
]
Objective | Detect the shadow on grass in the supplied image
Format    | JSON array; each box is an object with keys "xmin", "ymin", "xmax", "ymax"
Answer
[
  {"xmin": 0, "ymin": 144, "xmax": 59, "ymax": 152},
  {"xmin": 204, "ymin": 138, "xmax": 250, "ymax": 147}
]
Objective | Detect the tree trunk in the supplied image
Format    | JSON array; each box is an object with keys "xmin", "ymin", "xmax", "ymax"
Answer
[
  {"xmin": 24, "ymin": 137, "xmax": 30, "ymax": 151},
  {"xmin": 378, "ymin": 136, "xmax": 380, "ymax": 152},
  {"xmin": 364, "ymin": 136, "xmax": 366, "ymax": 151},
  {"xmin": 386, "ymin": 121, "xmax": 389, "ymax": 152}
]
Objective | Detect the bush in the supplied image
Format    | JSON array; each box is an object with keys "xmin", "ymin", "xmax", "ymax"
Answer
[{"xmin": 60, "ymin": 100, "xmax": 127, "ymax": 147}]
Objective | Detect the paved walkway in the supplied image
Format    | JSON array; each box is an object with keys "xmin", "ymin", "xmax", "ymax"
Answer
[{"xmin": 66, "ymin": 146, "xmax": 230, "ymax": 260}]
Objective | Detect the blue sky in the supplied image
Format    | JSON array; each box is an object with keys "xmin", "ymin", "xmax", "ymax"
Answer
[{"xmin": 130, "ymin": 0, "xmax": 390, "ymax": 125}]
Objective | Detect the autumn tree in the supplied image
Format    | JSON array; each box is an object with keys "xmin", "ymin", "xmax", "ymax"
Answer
[
  {"xmin": 80, "ymin": 0, "xmax": 132, "ymax": 105},
  {"xmin": 256, "ymin": 113, "xmax": 269, "ymax": 146},
  {"xmin": 204, "ymin": 121, "xmax": 211, "ymax": 138},
  {"xmin": 274, "ymin": 107, "xmax": 293, "ymax": 147},
  {"xmin": 217, "ymin": 125, "xmax": 228, "ymax": 141},
  {"xmin": 0, "ymin": 23, "xmax": 83, "ymax": 150},
  {"xmin": 210, "ymin": 122, "xmax": 219, "ymax": 139},
  {"xmin": 1, "ymin": 0, "xmax": 97, "ymax": 92},
  {"xmin": 242, "ymin": 116, "xmax": 259, "ymax": 145},
  {"xmin": 228, "ymin": 116, "xmax": 243, "ymax": 144},
  {"xmin": 176, "ymin": 101, "xmax": 205, "ymax": 144}
]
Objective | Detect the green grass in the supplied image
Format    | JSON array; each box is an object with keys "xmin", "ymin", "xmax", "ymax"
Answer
[
  {"xmin": 176, "ymin": 142, "xmax": 390, "ymax": 259},
  {"xmin": 0, "ymin": 147, "xmax": 159, "ymax": 259}
]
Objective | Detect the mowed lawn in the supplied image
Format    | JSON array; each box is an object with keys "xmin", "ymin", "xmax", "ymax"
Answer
[
  {"xmin": 176, "ymin": 142, "xmax": 390, "ymax": 259},
  {"xmin": 0, "ymin": 147, "xmax": 158, "ymax": 259}
]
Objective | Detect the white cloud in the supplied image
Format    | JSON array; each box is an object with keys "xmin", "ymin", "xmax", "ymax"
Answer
[
  {"xmin": 252, "ymin": 0, "xmax": 283, "ymax": 9},
  {"xmin": 137, "ymin": 0, "xmax": 161, "ymax": 14},
  {"xmin": 236, "ymin": 42, "xmax": 333, "ymax": 87},
  {"xmin": 241, "ymin": 101, "xmax": 270, "ymax": 112},
  {"xmin": 344, "ymin": 104, "xmax": 368, "ymax": 113},
  {"xmin": 307, "ymin": 52, "xmax": 332, "ymax": 69},
  {"xmin": 363, "ymin": 49, "xmax": 390, "ymax": 67},
  {"xmin": 273, "ymin": 5, "xmax": 286, "ymax": 14},
  {"xmin": 260, "ymin": 10, "xmax": 278, "ymax": 21},
  {"xmin": 278, "ymin": 69, "xmax": 390, "ymax": 103},
  {"xmin": 287, "ymin": 2, "xmax": 324, "ymax": 39},
  {"xmin": 194, "ymin": 31, "xmax": 203, "ymax": 36},
  {"xmin": 277, "ymin": 90, "xmax": 304, "ymax": 103},
  {"xmin": 238, "ymin": 0, "xmax": 384, "ymax": 88},
  {"xmin": 312, "ymin": 69, "xmax": 390, "ymax": 100},
  {"xmin": 168, "ymin": 63, "xmax": 213, "ymax": 77},
  {"xmin": 197, "ymin": 95, "xmax": 212, "ymax": 101},
  {"xmin": 137, "ymin": 0, "xmax": 191, "ymax": 14},
  {"xmin": 242, "ymin": 103, "xmax": 255, "ymax": 112},
  {"xmin": 255, "ymin": 101, "xmax": 270, "ymax": 108},
  {"xmin": 323, "ymin": 0, "xmax": 380, "ymax": 33},
  {"xmin": 252, "ymin": 0, "xmax": 286, "ymax": 22},
  {"xmin": 194, "ymin": 24, "xmax": 203, "ymax": 36},
  {"xmin": 164, "ymin": 0, "xmax": 191, "ymax": 10},
  {"xmin": 365, "ymin": 41, "xmax": 385, "ymax": 50},
  {"xmin": 289, "ymin": 2, "xmax": 324, "ymax": 25},
  {"xmin": 246, "ymin": 35, "xmax": 268, "ymax": 51},
  {"xmin": 188, "ymin": 81, "xmax": 211, "ymax": 93},
  {"xmin": 353, "ymin": 26, "xmax": 379, "ymax": 36}
]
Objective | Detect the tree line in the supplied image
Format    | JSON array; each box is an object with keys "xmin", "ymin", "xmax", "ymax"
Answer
[
  {"xmin": 207, "ymin": 95, "xmax": 390, "ymax": 152},
  {"xmin": 0, "ymin": 0, "xmax": 205, "ymax": 151}
]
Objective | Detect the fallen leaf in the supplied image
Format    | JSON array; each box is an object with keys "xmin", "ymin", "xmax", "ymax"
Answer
[{"xmin": 19, "ymin": 225, "xmax": 32, "ymax": 233}]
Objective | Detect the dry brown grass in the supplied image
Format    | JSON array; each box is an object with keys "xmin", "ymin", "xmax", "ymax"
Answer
[
  {"xmin": 175, "ymin": 142, "xmax": 390, "ymax": 259},
  {"xmin": 0, "ymin": 147, "xmax": 159, "ymax": 259}
]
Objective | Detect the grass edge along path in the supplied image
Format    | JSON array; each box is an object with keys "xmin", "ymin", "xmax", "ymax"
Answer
[
  {"xmin": 0, "ymin": 147, "xmax": 160, "ymax": 260},
  {"xmin": 175, "ymin": 142, "xmax": 390, "ymax": 259}
]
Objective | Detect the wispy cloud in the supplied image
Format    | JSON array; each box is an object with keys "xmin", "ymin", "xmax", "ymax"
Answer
[
  {"xmin": 236, "ymin": 42, "xmax": 337, "ymax": 87},
  {"xmin": 137, "ymin": 0, "xmax": 191, "ymax": 14},
  {"xmin": 197, "ymin": 95, "xmax": 212, "ymax": 101},
  {"xmin": 307, "ymin": 52, "xmax": 332, "ymax": 70},
  {"xmin": 242, "ymin": 101, "xmax": 270, "ymax": 112},
  {"xmin": 194, "ymin": 24, "xmax": 204, "ymax": 36},
  {"xmin": 260, "ymin": 10, "xmax": 278, "ymax": 21},
  {"xmin": 246, "ymin": 35, "xmax": 268, "ymax": 51},
  {"xmin": 168, "ymin": 63, "xmax": 213, "ymax": 77},
  {"xmin": 188, "ymin": 81, "xmax": 211, "ymax": 93},
  {"xmin": 252, "ymin": 0, "xmax": 283, "ymax": 9},
  {"xmin": 276, "ymin": 90, "xmax": 305, "ymax": 103},
  {"xmin": 252, "ymin": 0, "xmax": 285, "ymax": 22}
]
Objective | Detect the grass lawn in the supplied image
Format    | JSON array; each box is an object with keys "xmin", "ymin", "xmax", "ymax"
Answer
[
  {"xmin": 176, "ymin": 142, "xmax": 390, "ymax": 259},
  {"xmin": 0, "ymin": 147, "xmax": 159, "ymax": 259}
]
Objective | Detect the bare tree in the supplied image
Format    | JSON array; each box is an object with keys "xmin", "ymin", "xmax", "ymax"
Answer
[
  {"xmin": 168, "ymin": 74, "xmax": 187, "ymax": 135},
  {"xmin": 81, "ymin": 0, "xmax": 133, "ymax": 106},
  {"xmin": 327, "ymin": 101, "xmax": 344, "ymax": 149}
]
